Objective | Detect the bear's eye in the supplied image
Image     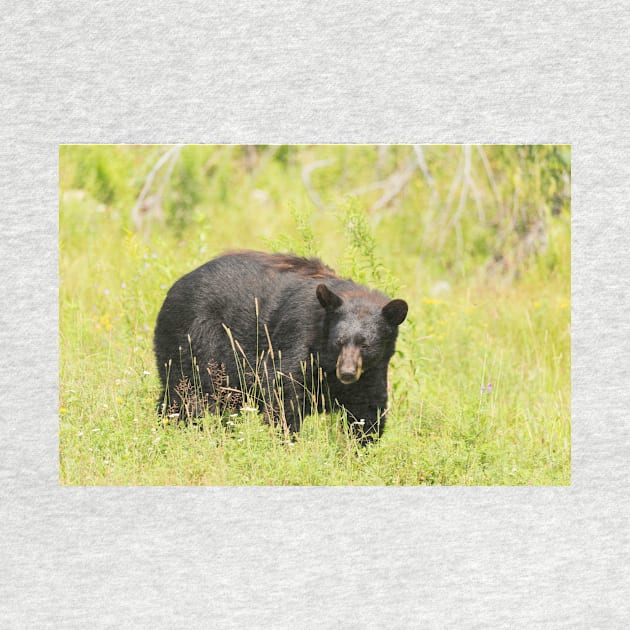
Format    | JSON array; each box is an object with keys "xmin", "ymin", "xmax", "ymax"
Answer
[
  {"xmin": 356, "ymin": 335, "xmax": 368, "ymax": 349},
  {"xmin": 336, "ymin": 337, "xmax": 345, "ymax": 347}
]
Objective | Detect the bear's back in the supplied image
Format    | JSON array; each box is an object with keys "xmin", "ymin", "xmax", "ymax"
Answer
[
  {"xmin": 157, "ymin": 251, "xmax": 352, "ymax": 343},
  {"xmin": 170, "ymin": 251, "xmax": 337, "ymax": 315}
]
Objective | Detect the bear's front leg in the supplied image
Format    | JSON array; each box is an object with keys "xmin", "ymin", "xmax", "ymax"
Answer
[
  {"xmin": 331, "ymin": 364, "xmax": 389, "ymax": 443},
  {"xmin": 264, "ymin": 372, "xmax": 308, "ymax": 436}
]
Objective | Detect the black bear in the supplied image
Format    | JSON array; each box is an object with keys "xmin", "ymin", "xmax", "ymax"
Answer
[{"xmin": 153, "ymin": 251, "xmax": 408, "ymax": 441}]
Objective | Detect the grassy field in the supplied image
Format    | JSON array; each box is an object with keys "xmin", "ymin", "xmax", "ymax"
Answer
[{"xmin": 59, "ymin": 144, "xmax": 570, "ymax": 485}]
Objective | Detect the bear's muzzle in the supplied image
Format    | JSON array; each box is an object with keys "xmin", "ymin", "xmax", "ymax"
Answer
[{"xmin": 336, "ymin": 345, "xmax": 363, "ymax": 384}]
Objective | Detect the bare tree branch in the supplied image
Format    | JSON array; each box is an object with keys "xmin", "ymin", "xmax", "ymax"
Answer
[
  {"xmin": 439, "ymin": 146, "xmax": 486, "ymax": 252},
  {"xmin": 412, "ymin": 145, "xmax": 436, "ymax": 190},
  {"xmin": 348, "ymin": 159, "xmax": 417, "ymax": 212},
  {"xmin": 477, "ymin": 145, "xmax": 503, "ymax": 215},
  {"xmin": 157, "ymin": 147, "xmax": 180, "ymax": 197},
  {"xmin": 131, "ymin": 145, "xmax": 182, "ymax": 233},
  {"xmin": 302, "ymin": 159, "xmax": 335, "ymax": 211},
  {"xmin": 370, "ymin": 161, "xmax": 417, "ymax": 211},
  {"xmin": 436, "ymin": 148, "xmax": 465, "ymax": 248},
  {"xmin": 375, "ymin": 144, "xmax": 390, "ymax": 176},
  {"xmin": 461, "ymin": 144, "xmax": 485, "ymax": 222}
]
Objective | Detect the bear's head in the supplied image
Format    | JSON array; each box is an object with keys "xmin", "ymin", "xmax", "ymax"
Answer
[{"xmin": 316, "ymin": 283, "xmax": 408, "ymax": 385}]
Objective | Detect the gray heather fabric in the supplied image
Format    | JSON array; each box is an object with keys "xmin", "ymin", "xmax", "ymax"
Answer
[{"xmin": 1, "ymin": 2, "xmax": 629, "ymax": 627}]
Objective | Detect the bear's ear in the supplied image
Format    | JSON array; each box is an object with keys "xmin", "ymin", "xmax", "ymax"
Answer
[
  {"xmin": 382, "ymin": 299, "xmax": 408, "ymax": 326},
  {"xmin": 316, "ymin": 284, "xmax": 343, "ymax": 311}
]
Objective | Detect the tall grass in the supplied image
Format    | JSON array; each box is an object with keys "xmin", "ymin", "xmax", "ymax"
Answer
[{"xmin": 59, "ymin": 144, "xmax": 570, "ymax": 485}]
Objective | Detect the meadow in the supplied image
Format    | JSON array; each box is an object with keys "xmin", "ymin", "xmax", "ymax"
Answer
[{"xmin": 59, "ymin": 144, "xmax": 570, "ymax": 485}]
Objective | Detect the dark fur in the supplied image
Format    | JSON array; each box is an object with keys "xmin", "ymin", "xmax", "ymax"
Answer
[{"xmin": 154, "ymin": 251, "xmax": 408, "ymax": 441}]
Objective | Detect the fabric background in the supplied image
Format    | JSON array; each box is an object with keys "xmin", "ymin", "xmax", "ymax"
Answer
[{"xmin": 1, "ymin": 2, "xmax": 629, "ymax": 627}]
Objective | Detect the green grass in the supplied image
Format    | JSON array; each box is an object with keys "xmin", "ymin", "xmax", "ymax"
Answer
[{"xmin": 59, "ymin": 144, "xmax": 570, "ymax": 485}]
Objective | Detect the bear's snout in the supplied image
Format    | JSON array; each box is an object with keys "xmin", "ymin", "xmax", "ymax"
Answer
[{"xmin": 336, "ymin": 345, "xmax": 363, "ymax": 385}]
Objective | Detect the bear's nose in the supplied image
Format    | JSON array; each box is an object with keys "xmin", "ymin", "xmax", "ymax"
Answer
[
  {"xmin": 336, "ymin": 347, "xmax": 363, "ymax": 384},
  {"xmin": 338, "ymin": 369, "xmax": 359, "ymax": 385}
]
